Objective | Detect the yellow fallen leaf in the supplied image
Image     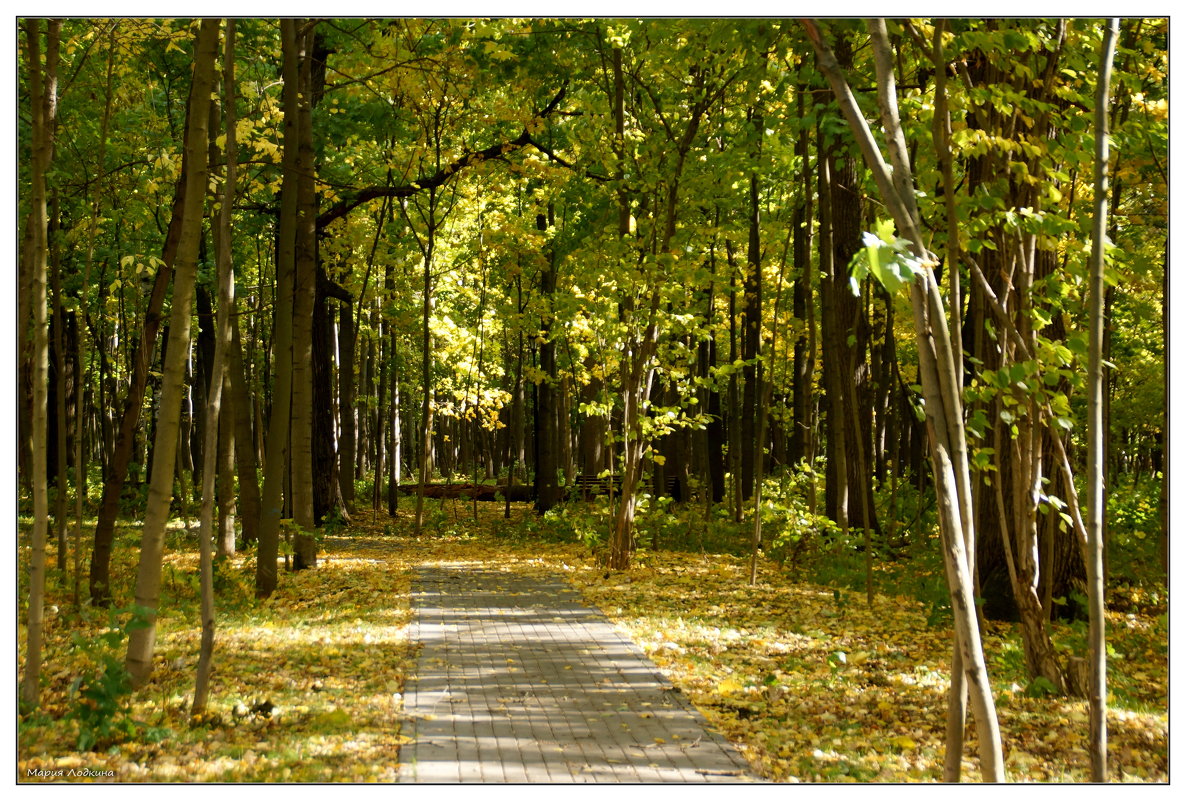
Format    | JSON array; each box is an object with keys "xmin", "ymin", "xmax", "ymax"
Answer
[{"xmin": 717, "ymin": 677, "xmax": 743, "ymax": 695}]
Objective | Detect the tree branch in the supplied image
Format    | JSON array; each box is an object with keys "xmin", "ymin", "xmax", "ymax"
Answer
[{"xmin": 316, "ymin": 82, "xmax": 569, "ymax": 230}]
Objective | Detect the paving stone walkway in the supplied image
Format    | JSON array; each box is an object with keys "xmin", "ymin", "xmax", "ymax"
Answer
[{"xmin": 398, "ymin": 564, "xmax": 756, "ymax": 783}]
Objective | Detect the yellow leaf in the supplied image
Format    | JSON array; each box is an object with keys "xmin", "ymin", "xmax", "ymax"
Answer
[{"xmin": 716, "ymin": 677, "xmax": 743, "ymax": 695}]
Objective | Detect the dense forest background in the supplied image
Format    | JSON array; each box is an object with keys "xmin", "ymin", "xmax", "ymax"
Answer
[{"xmin": 15, "ymin": 17, "xmax": 1168, "ymax": 782}]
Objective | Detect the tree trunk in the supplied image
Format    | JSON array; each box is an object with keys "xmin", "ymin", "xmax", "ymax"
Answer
[
  {"xmin": 193, "ymin": 282, "xmax": 216, "ymax": 488},
  {"xmin": 1085, "ymin": 18, "xmax": 1120, "ymax": 781},
  {"xmin": 125, "ymin": 18, "xmax": 218, "ymax": 687},
  {"xmin": 255, "ymin": 17, "xmax": 301, "ymax": 596},
  {"xmin": 740, "ymin": 164, "xmax": 762, "ymax": 498},
  {"xmin": 194, "ymin": 20, "xmax": 237, "ymax": 711},
  {"xmin": 51, "ymin": 203, "xmax": 69, "ymax": 574},
  {"xmin": 823, "ymin": 115, "xmax": 881, "ymax": 541},
  {"xmin": 227, "ymin": 320, "xmax": 261, "ymax": 545},
  {"xmin": 290, "ymin": 20, "xmax": 319, "ymax": 570},
  {"xmin": 20, "ymin": 18, "xmax": 59, "ymax": 711},
  {"xmin": 789, "ymin": 100, "xmax": 815, "ymax": 469},
  {"xmin": 535, "ymin": 208, "xmax": 562, "ymax": 513},
  {"xmin": 313, "ymin": 270, "xmax": 350, "ymax": 526},
  {"xmin": 338, "ymin": 302, "xmax": 356, "ymax": 510},
  {"xmin": 413, "ymin": 190, "xmax": 439, "ymax": 535},
  {"xmin": 217, "ymin": 374, "xmax": 237, "ymax": 558}
]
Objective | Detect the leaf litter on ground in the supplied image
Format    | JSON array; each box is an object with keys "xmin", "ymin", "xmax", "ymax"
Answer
[{"xmin": 18, "ymin": 501, "xmax": 1167, "ymax": 782}]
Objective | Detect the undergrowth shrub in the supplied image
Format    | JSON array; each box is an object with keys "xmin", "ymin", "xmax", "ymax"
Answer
[{"xmin": 66, "ymin": 605, "xmax": 170, "ymax": 751}]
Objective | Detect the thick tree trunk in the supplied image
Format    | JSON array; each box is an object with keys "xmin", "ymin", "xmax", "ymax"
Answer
[{"xmin": 825, "ymin": 132, "xmax": 881, "ymax": 542}]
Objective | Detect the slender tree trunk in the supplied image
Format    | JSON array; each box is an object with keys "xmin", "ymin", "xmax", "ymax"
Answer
[
  {"xmin": 339, "ymin": 302, "xmax": 356, "ymax": 510},
  {"xmin": 413, "ymin": 194, "xmax": 438, "ymax": 535},
  {"xmin": 505, "ymin": 316, "xmax": 526, "ymax": 519},
  {"xmin": 817, "ymin": 152, "xmax": 849, "ymax": 532},
  {"xmin": 290, "ymin": 20, "xmax": 318, "ymax": 569},
  {"xmin": 313, "ymin": 271, "xmax": 349, "ymax": 525},
  {"xmin": 790, "ymin": 98, "xmax": 815, "ymax": 469},
  {"xmin": 1085, "ymin": 18, "xmax": 1119, "ymax": 782},
  {"xmin": 193, "ymin": 284, "xmax": 216, "ymax": 489},
  {"xmin": 535, "ymin": 207, "xmax": 561, "ymax": 513},
  {"xmin": 194, "ymin": 20, "xmax": 237, "ymax": 712},
  {"xmin": 51, "ymin": 203, "xmax": 69, "ymax": 574},
  {"xmin": 255, "ymin": 17, "xmax": 301, "ymax": 597},
  {"xmin": 216, "ymin": 374, "xmax": 237, "ymax": 557},
  {"xmin": 372, "ymin": 307, "xmax": 387, "ymax": 513},
  {"xmin": 387, "ymin": 306, "xmax": 400, "ymax": 515},
  {"xmin": 227, "ymin": 321, "xmax": 260, "ymax": 544},
  {"xmin": 390, "ymin": 338, "xmax": 402, "ymax": 512},
  {"xmin": 125, "ymin": 18, "xmax": 218, "ymax": 686},
  {"xmin": 727, "ymin": 244, "xmax": 743, "ymax": 524},
  {"xmin": 20, "ymin": 18, "xmax": 59, "ymax": 711},
  {"xmin": 740, "ymin": 164, "xmax": 762, "ymax": 498}
]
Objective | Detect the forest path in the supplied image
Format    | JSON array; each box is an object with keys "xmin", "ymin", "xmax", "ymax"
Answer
[{"xmin": 398, "ymin": 563, "xmax": 756, "ymax": 783}]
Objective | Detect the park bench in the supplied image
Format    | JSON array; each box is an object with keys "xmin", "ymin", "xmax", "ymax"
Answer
[
  {"xmin": 572, "ymin": 473, "xmax": 681, "ymax": 500},
  {"xmin": 573, "ymin": 474, "xmax": 622, "ymax": 498}
]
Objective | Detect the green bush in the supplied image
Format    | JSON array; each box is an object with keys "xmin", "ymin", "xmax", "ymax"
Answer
[
  {"xmin": 1107, "ymin": 477, "xmax": 1165, "ymax": 587},
  {"xmin": 67, "ymin": 606, "xmax": 170, "ymax": 751}
]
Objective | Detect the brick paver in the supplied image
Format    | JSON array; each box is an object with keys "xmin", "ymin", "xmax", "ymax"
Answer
[{"xmin": 398, "ymin": 564, "xmax": 756, "ymax": 783}]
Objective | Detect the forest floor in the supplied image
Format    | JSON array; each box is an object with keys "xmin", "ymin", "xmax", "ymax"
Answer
[{"xmin": 16, "ymin": 500, "xmax": 1169, "ymax": 783}]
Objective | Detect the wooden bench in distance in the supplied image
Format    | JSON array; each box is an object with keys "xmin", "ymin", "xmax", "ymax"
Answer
[{"xmin": 573, "ymin": 474, "xmax": 622, "ymax": 499}]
